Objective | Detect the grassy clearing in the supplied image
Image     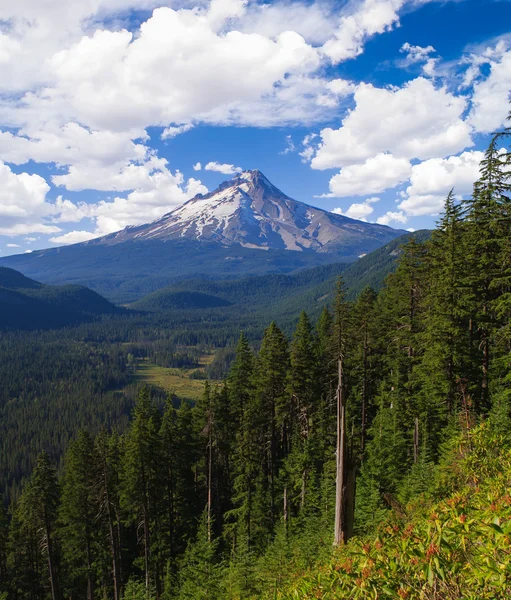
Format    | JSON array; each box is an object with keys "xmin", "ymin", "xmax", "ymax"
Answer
[{"xmin": 133, "ymin": 355, "xmax": 214, "ymax": 402}]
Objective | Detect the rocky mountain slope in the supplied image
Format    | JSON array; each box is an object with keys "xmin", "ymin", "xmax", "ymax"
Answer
[{"xmin": 94, "ymin": 170, "xmax": 403, "ymax": 252}]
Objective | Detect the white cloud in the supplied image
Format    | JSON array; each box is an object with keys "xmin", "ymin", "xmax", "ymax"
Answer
[
  {"xmin": 238, "ymin": 1, "xmax": 338, "ymax": 46},
  {"xmin": 322, "ymin": 0, "xmax": 405, "ymax": 64},
  {"xmin": 397, "ymin": 194, "xmax": 446, "ymax": 217},
  {"xmin": 332, "ymin": 196, "xmax": 380, "ymax": 221},
  {"xmin": 0, "ymin": 223, "xmax": 62, "ymax": 236},
  {"xmin": 400, "ymin": 42, "xmax": 438, "ymax": 75},
  {"xmin": 0, "ymin": 160, "xmax": 61, "ymax": 236},
  {"xmin": 468, "ymin": 44, "xmax": 511, "ymax": 133},
  {"xmin": 161, "ymin": 123, "xmax": 193, "ymax": 139},
  {"xmin": 280, "ymin": 135, "xmax": 296, "ymax": 155},
  {"xmin": 204, "ymin": 161, "xmax": 243, "ymax": 175},
  {"xmin": 398, "ymin": 150, "xmax": 484, "ymax": 217},
  {"xmin": 84, "ymin": 172, "xmax": 209, "ymax": 235},
  {"xmin": 401, "ymin": 42, "xmax": 436, "ymax": 64},
  {"xmin": 52, "ymin": 155, "xmax": 169, "ymax": 192},
  {"xmin": 407, "ymin": 150, "xmax": 483, "ymax": 197},
  {"xmin": 0, "ymin": 124, "xmax": 148, "ymax": 176},
  {"xmin": 300, "ymin": 133, "xmax": 319, "ymax": 163},
  {"xmin": 0, "ymin": 0, "xmax": 505, "ymax": 242},
  {"xmin": 0, "ymin": 155, "xmax": 208, "ymax": 238},
  {"xmin": 8, "ymin": 7, "xmax": 321, "ymax": 136},
  {"xmin": 6, "ymin": 243, "xmax": 20, "ymax": 248},
  {"xmin": 311, "ymin": 78, "xmax": 473, "ymax": 169},
  {"xmin": 376, "ymin": 210, "xmax": 407, "ymax": 226},
  {"xmin": 49, "ymin": 230, "xmax": 98, "ymax": 244},
  {"xmin": 323, "ymin": 153, "xmax": 411, "ymax": 197}
]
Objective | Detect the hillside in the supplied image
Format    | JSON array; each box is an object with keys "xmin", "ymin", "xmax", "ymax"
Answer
[
  {"xmin": 131, "ymin": 231, "xmax": 428, "ymax": 320},
  {"xmin": 267, "ymin": 423, "xmax": 511, "ymax": 600},
  {"xmin": 0, "ymin": 267, "xmax": 122, "ymax": 330},
  {"xmin": 0, "ymin": 239, "xmax": 358, "ymax": 303}
]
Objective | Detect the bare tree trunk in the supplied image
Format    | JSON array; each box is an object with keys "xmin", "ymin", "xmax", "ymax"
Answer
[
  {"xmin": 413, "ymin": 418, "xmax": 419, "ymax": 464},
  {"xmin": 334, "ymin": 358, "xmax": 346, "ymax": 546},
  {"xmin": 43, "ymin": 508, "xmax": 58, "ymax": 600},
  {"xmin": 106, "ymin": 500, "xmax": 120, "ymax": 600}
]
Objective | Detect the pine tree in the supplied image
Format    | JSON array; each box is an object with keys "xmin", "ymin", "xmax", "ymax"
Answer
[
  {"xmin": 121, "ymin": 387, "xmax": 163, "ymax": 596},
  {"xmin": 348, "ymin": 287, "xmax": 378, "ymax": 458},
  {"xmin": 227, "ymin": 334, "xmax": 258, "ymax": 552},
  {"xmin": 94, "ymin": 429, "xmax": 122, "ymax": 600},
  {"xmin": 227, "ymin": 332, "xmax": 254, "ymax": 430},
  {"xmin": 463, "ymin": 134, "xmax": 511, "ymax": 412},
  {"xmin": 12, "ymin": 451, "xmax": 60, "ymax": 600},
  {"xmin": 287, "ymin": 312, "xmax": 320, "ymax": 515},
  {"xmin": 254, "ymin": 322, "xmax": 289, "ymax": 536},
  {"xmin": 176, "ymin": 511, "xmax": 224, "ymax": 600},
  {"xmin": 0, "ymin": 504, "xmax": 8, "ymax": 594},
  {"xmin": 159, "ymin": 398, "xmax": 179, "ymax": 572},
  {"xmin": 59, "ymin": 430, "xmax": 98, "ymax": 600}
]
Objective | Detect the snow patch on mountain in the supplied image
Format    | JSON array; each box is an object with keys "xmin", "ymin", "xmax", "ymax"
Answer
[{"xmin": 95, "ymin": 170, "xmax": 405, "ymax": 252}]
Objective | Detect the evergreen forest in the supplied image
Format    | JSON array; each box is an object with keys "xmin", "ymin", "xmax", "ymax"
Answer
[{"xmin": 1, "ymin": 122, "xmax": 511, "ymax": 600}]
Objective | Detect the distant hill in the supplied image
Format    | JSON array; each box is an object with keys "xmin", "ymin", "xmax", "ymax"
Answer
[
  {"xmin": 0, "ymin": 267, "xmax": 122, "ymax": 330},
  {"xmin": 131, "ymin": 262, "xmax": 348, "ymax": 313},
  {"xmin": 135, "ymin": 290, "xmax": 232, "ymax": 311},
  {"xmin": 131, "ymin": 231, "xmax": 430, "ymax": 321},
  {"xmin": 0, "ymin": 239, "xmax": 367, "ymax": 303}
]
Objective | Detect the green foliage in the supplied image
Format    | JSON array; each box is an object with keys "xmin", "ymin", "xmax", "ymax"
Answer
[{"xmin": 271, "ymin": 422, "xmax": 511, "ymax": 600}]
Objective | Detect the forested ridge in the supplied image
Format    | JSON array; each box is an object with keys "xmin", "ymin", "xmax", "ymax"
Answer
[{"xmin": 1, "ymin": 124, "xmax": 511, "ymax": 599}]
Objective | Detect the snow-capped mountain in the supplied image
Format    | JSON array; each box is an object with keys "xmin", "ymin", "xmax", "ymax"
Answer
[{"xmin": 97, "ymin": 170, "xmax": 403, "ymax": 252}]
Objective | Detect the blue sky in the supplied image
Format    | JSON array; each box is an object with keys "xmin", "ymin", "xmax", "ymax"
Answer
[{"xmin": 0, "ymin": 0, "xmax": 510, "ymax": 255}]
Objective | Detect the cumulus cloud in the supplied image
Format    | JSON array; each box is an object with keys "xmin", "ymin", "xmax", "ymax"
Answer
[
  {"xmin": 311, "ymin": 78, "xmax": 473, "ymax": 169},
  {"xmin": 204, "ymin": 161, "xmax": 243, "ymax": 175},
  {"xmin": 398, "ymin": 150, "xmax": 484, "ymax": 217},
  {"xmin": 400, "ymin": 42, "xmax": 438, "ymax": 75},
  {"xmin": 49, "ymin": 230, "xmax": 98, "ymax": 244},
  {"xmin": 468, "ymin": 43, "xmax": 511, "ymax": 133},
  {"xmin": 332, "ymin": 197, "xmax": 380, "ymax": 221},
  {"xmin": 407, "ymin": 150, "xmax": 484, "ymax": 197},
  {"xmin": 0, "ymin": 160, "xmax": 61, "ymax": 236},
  {"xmin": 376, "ymin": 210, "xmax": 407, "ymax": 226},
  {"xmin": 9, "ymin": 7, "xmax": 322, "ymax": 135},
  {"xmin": 323, "ymin": 153, "xmax": 411, "ymax": 197},
  {"xmin": 238, "ymin": 0, "xmax": 338, "ymax": 45},
  {"xmin": 0, "ymin": 155, "xmax": 209, "ymax": 238},
  {"xmin": 0, "ymin": 124, "xmax": 147, "ymax": 172},
  {"xmin": 322, "ymin": 0, "xmax": 405, "ymax": 64},
  {"xmin": 193, "ymin": 162, "xmax": 202, "ymax": 171},
  {"xmin": 161, "ymin": 124, "xmax": 193, "ymax": 139}
]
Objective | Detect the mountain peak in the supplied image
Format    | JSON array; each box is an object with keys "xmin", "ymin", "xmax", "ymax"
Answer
[{"xmin": 97, "ymin": 171, "xmax": 405, "ymax": 253}]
